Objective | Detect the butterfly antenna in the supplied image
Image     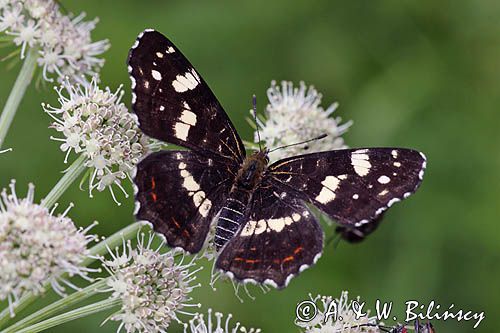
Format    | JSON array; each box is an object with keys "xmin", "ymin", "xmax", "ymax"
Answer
[
  {"xmin": 268, "ymin": 134, "xmax": 328, "ymax": 153},
  {"xmin": 252, "ymin": 94, "xmax": 263, "ymax": 151}
]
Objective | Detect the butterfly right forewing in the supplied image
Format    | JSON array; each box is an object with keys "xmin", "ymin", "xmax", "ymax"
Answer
[{"xmin": 128, "ymin": 29, "xmax": 245, "ymax": 164}]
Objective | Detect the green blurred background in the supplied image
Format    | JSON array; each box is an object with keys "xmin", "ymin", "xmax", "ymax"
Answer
[{"xmin": 1, "ymin": 0, "xmax": 499, "ymax": 332}]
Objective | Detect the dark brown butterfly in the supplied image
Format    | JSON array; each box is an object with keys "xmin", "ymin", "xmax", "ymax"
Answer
[{"xmin": 128, "ymin": 29, "xmax": 426, "ymax": 288}]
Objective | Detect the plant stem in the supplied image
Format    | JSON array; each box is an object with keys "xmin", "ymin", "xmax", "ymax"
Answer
[
  {"xmin": 15, "ymin": 298, "xmax": 120, "ymax": 333},
  {"xmin": 0, "ymin": 48, "xmax": 37, "ymax": 150},
  {"xmin": 0, "ymin": 221, "xmax": 146, "ymax": 328},
  {"xmin": 41, "ymin": 155, "xmax": 87, "ymax": 208},
  {"xmin": 0, "ymin": 279, "xmax": 109, "ymax": 333}
]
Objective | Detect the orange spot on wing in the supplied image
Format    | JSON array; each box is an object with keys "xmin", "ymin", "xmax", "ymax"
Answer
[
  {"xmin": 233, "ymin": 257, "xmax": 261, "ymax": 264},
  {"xmin": 183, "ymin": 230, "xmax": 190, "ymax": 238},
  {"xmin": 245, "ymin": 259, "xmax": 261, "ymax": 264},
  {"xmin": 151, "ymin": 177, "xmax": 156, "ymax": 190},
  {"xmin": 151, "ymin": 192, "xmax": 157, "ymax": 202},
  {"xmin": 283, "ymin": 256, "xmax": 294, "ymax": 263},
  {"xmin": 171, "ymin": 218, "xmax": 181, "ymax": 229},
  {"xmin": 294, "ymin": 246, "xmax": 303, "ymax": 255}
]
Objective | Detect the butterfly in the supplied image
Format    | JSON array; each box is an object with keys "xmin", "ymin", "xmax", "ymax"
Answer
[{"xmin": 128, "ymin": 29, "xmax": 427, "ymax": 288}]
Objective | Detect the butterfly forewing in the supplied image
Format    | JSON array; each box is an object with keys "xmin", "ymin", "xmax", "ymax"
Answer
[
  {"xmin": 134, "ymin": 150, "xmax": 233, "ymax": 253},
  {"xmin": 269, "ymin": 148, "xmax": 426, "ymax": 226},
  {"xmin": 128, "ymin": 30, "xmax": 245, "ymax": 164},
  {"xmin": 216, "ymin": 184, "xmax": 323, "ymax": 288}
]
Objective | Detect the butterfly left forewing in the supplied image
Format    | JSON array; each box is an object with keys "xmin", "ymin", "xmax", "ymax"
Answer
[
  {"xmin": 216, "ymin": 185, "xmax": 323, "ymax": 288},
  {"xmin": 269, "ymin": 148, "xmax": 426, "ymax": 226},
  {"xmin": 128, "ymin": 30, "xmax": 245, "ymax": 163}
]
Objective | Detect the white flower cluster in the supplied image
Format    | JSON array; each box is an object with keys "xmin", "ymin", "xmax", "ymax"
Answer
[
  {"xmin": 256, "ymin": 81, "xmax": 352, "ymax": 161},
  {"xmin": 44, "ymin": 78, "xmax": 153, "ymax": 204},
  {"xmin": 298, "ymin": 292, "xmax": 381, "ymax": 333},
  {"xmin": 185, "ymin": 308, "xmax": 261, "ymax": 333},
  {"xmin": 0, "ymin": 0, "xmax": 109, "ymax": 82},
  {"xmin": 102, "ymin": 232, "xmax": 201, "ymax": 333},
  {"xmin": 0, "ymin": 180, "xmax": 95, "ymax": 315}
]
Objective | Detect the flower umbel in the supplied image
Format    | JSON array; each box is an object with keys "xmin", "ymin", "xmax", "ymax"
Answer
[
  {"xmin": 0, "ymin": 0, "xmax": 109, "ymax": 82},
  {"xmin": 297, "ymin": 292, "xmax": 381, "ymax": 333},
  {"xmin": 44, "ymin": 77, "xmax": 155, "ymax": 204},
  {"xmin": 185, "ymin": 308, "xmax": 261, "ymax": 333},
  {"xmin": 256, "ymin": 81, "xmax": 352, "ymax": 161},
  {"xmin": 101, "ymin": 231, "xmax": 201, "ymax": 333},
  {"xmin": 0, "ymin": 180, "xmax": 96, "ymax": 316}
]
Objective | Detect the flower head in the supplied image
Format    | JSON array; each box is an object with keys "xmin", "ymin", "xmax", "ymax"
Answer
[
  {"xmin": 0, "ymin": 0, "xmax": 109, "ymax": 82},
  {"xmin": 101, "ymin": 231, "xmax": 201, "ymax": 333},
  {"xmin": 0, "ymin": 180, "xmax": 96, "ymax": 315},
  {"xmin": 44, "ymin": 78, "xmax": 156, "ymax": 204},
  {"xmin": 185, "ymin": 308, "xmax": 261, "ymax": 333},
  {"xmin": 297, "ymin": 292, "xmax": 381, "ymax": 333},
  {"xmin": 256, "ymin": 81, "xmax": 352, "ymax": 161}
]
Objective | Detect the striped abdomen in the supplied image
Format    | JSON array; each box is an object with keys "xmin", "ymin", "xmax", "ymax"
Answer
[{"xmin": 214, "ymin": 188, "xmax": 251, "ymax": 250}]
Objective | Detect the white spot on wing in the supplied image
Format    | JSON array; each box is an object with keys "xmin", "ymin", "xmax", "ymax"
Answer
[
  {"xmin": 267, "ymin": 218, "xmax": 286, "ymax": 233},
  {"xmin": 315, "ymin": 187, "xmax": 336, "ymax": 204},
  {"xmin": 179, "ymin": 167, "xmax": 212, "ymax": 217},
  {"xmin": 352, "ymin": 194, "xmax": 359, "ymax": 200},
  {"xmin": 174, "ymin": 122, "xmax": 190, "ymax": 140},
  {"xmin": 180, "ymin": 110, "xmax": 197, "ymax": 126},
  {"xmin": 378, "ymin": 175, "xmax": 391, "ymax": 184},
  {"xmin": 166, "ymin": 46, "xmax": 175, "ymax": 53},
  {"xmin": 156, "ymin": 52, "xmax": 164, "ymax": 58},
  {"xmin": 172, "ymin": 68, "xmax": 200, "ymax": 92},
  {"xmin": 240, "ymin": 220, "xmax": 267, "ymax": 237},
  {"xmin": 183, "ymin": 175, "xmax": 199, "ymax": 191},
  {"xmin": 351, "ymin": 150, "xmax": 372, "ymax": 176},
  {"xmin": 315, "ymin": 175, "xmax": 344, "ymax": 204},
  {"xmin": 151, "ymin": 70, "xmax": 162, "ymax": 81}
]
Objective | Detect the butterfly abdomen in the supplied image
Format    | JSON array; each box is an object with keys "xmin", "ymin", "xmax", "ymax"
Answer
[{"xmin": 215, "ymin": 189, "xmax": 251, "ymax": 250}]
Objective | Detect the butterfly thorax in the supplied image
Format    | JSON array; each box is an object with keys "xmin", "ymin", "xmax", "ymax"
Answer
[{"xmin": 234, "ymin": 150, "xmax": 269, "ymax": 190}]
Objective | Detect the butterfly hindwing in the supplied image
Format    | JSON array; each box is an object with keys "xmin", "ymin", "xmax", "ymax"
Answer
[
  {"xmin": 216, "ymin": 184, "xmax": 323, "ymax": 288},
  {"xmin": 128, "ymin": 30, "xmax": 245, "ymax": 164},
  {"xmin": 134, "ymin": 150, "xmax": 233, "ymax": 253},
  {"xmin": 269, "ymin": 148, "xmax": 426, "ymax": 226},
  {"xmin": 335, "ymin": 213, "xmax": 384, "ymax": 243}
]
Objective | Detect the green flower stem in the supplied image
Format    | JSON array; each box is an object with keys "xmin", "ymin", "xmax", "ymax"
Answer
[
  {"xmin": 0, "ymin": 48, "xmax": 37, "ymax": 150},
  {"xmin": 0, "ymin": 221, "xmax": 145, "ymax": 328},
  {"xmin": 15, "ymin": 298, "xmax": 120, "ymax": 333},
  {"xmin": 41, "ymin": 154, "xmax": 87, "ymax": 208},
  {"xmin": 0, "ymin": 279, "xmax": 109, "ymax": 333}
]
